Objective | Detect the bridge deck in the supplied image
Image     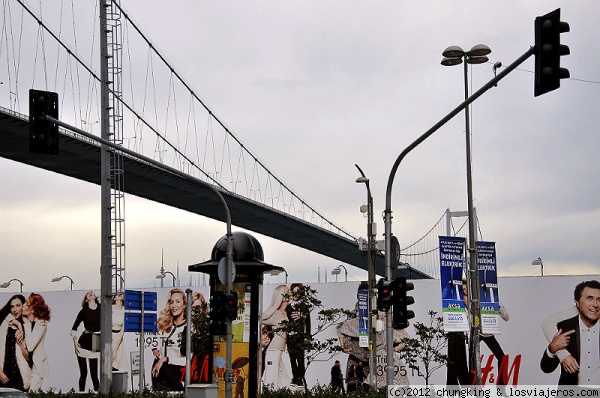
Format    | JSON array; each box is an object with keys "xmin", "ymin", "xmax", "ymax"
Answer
[{"xmin": 0, "ymin": 109, "xmax": 430, "ymax": 279}]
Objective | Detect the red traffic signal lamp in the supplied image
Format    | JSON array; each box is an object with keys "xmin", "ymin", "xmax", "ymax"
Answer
[
  {"xmin": 225, "ymin": 291, "xmax": 238, "ymax": 320},
  {"xmin": 29, "ymin": 89, "xmax": 59, "ymax": 154},
  {"xmin": 392, "ymin": 277, "xmax": 415, "ymax": 330},
  {"xmin": 377, "ymin": 278, "xmax": 393, "ymax": 312},
  {"xmin": 534, "ymin": 8, "xmax": 570, "ymax": 97}
]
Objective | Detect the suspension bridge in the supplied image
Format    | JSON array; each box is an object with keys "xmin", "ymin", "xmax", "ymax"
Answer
[{"xmin": 0, "ymin": 1, "xmax": 479, "ymax": 281}]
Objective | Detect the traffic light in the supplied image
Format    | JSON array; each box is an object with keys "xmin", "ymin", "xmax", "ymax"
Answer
[
  {"xmin": 209, "ymin": 291, "xmax": 227, "ymax": 335},
  {"xmin": 534, "ymin": 8, "xmax": 570, "ymax": 97},
  {"xmin": 224, "ymin": 291, "xmax": 238, "ymax": 320},
  {"xmin": 392, "ymin": 277, "xmax": 415, "ymax": 330},
  {"xmin": 377, "ymin": 278, "xmax": 393, "ymax": 312},
  {"xmin": 29, "ymin": 89, "xmax": 59, "ymax": 154}
]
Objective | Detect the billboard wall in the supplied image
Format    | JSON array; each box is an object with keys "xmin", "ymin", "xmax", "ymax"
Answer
[{"xmin": 0, "ymin": 274, "xmax": 596, "ymax": 391}]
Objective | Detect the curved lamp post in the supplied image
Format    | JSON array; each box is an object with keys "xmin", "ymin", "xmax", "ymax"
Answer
[
  {"xmin": 43, "ymin": 114, "xmax": 234, "ymax": 396},
  {"xmin": 331, "ymin": 265, "xmax": 348, "ymax": 282},
  {"xmin": 156, "ymin": 270, "xmax": 177, "ymax": 286},
  {"xmin": 0, "ymin": 278, "xmax": 23, "ymax": 292},
  {"xmin": 441, "ymin": 43, "xmax": 491, "ymax": 386},
  {"xmin": 51, "ymin": 275, "xmax": 74, "ymax": 290}
]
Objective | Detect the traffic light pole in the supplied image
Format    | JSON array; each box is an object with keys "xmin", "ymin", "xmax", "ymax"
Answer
[{"xmin": 383, "ymin": 47, "xmax": 534, "ymax": 387}]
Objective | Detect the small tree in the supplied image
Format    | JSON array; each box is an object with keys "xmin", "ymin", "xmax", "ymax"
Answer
[
  {"xmin": 188, "ymin": 300, "xmax": 212, "ymax": 383},
  {"xmin": 273, "ymin": 284, "xmax": 354, "ymax": 395},
  {"xmin": 399, "ymin": 310, "xmax": 449, "ymax": 385}
]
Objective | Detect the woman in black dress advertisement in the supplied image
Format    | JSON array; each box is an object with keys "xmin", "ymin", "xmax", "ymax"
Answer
[
  {"xmin": 0, "ymin": 295, "xmax": 30, "ymax": 391},
  {"xmin": 70, "ymin": 291, "xmax": 100, "ymax": 392}
]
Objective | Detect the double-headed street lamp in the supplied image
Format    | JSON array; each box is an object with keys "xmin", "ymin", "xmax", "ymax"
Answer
[
  {"xmin": 441, "ymin": 43, "xmax": 491, "ymax": 386},
  {"xmin": 0, "ymin": 278, "xmax": 23, "ymax": 292},
  {"xmin": 51, "ymin": 275, "xmax": 74, "ymax": 290}
]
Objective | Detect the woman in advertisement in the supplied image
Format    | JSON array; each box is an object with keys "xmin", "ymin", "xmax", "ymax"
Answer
[
  {"xmin": 0, "ymin": 295, "xmax": 30, "ymax": 391},
  {"xmin": 70, "ymin": 291, "xmax": 100, "ymax": 392},
  {"xmin": 111, "ymin": 291, "xmax": 126, "ymax": 372},
  {"xmin": 151, "ymin": 288, "xmax": 187, "ymax": 391},
  {"xmin": 21, "ymin": 293, "xmax": 51, "ymax": 391},
  {"xmin": 261, "ymin": 284, "xmax": 290, "ymax": 389}
]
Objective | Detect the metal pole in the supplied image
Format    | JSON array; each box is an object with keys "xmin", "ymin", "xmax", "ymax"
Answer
[
  {"xmin": 185, "ymin": 289, "xmax": 192, "ymax": 387},
  {"xmin": 383, "ymin": 47, "xmax": 535, "ymax": 388},
  {"xmin": 98, "ymin": 0, "xmax": 113, "ymax": 392},
  {"xmin": 355, "ymin": 164, "xmax": 376, "ymax": 387},
  {"xmin": 463, "ymin": 58, "xmax": 482, "ymax": 386},
  {"xmin": 139, "ymin": 293, "xmax": 145, "ymax": 392},
  {"xmin": 225, "ymin": 232, "xmax": 234, "ymax": 398}
]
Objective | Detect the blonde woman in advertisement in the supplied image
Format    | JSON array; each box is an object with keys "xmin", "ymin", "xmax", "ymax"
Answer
[
  {"xmin": 261, "ymin": 285, "xmax": 290, "ymax": 389},
  {"xmin": 151, "ymin": 288, "xmax": 187, "ymax": 391},
  {"xmin": 20, "ymin": 293, "xmax": 51, "ymax": 391},
  {"xmin": 0, "ymin": 295, "xmax": 30, "ymax": 391},
  {"xmin": 111, "ymin": 292, "xmax": 126, "ymax": 372}
]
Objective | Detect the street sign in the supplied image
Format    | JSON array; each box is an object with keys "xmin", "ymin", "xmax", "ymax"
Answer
[
  {"xmin": 124, "ymin": 312, "xmax": 158, "ymax": 333},
  {"xmin": 125, "ymin": 290, "xmax": 157, "ymax": 311}
]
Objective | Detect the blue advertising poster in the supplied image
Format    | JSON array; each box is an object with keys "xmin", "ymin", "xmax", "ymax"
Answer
[
  {"xmin": 357, "ymin": 286, "xmax": 369, "ymax": 347},
  {"xmin": 477, "ymin": 241, "xmax": 501, "ymax": 334},
  {"xmin": 439, "ymin": 236, "xmax": 468, "ymax": 332}
]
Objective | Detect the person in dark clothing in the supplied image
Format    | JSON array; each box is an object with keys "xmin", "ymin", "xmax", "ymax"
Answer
[
  {"xmin": 331, "ymin": 360, "xmax": 345, "ymax": 394},
  {"xmin": 286, "ymin": 283, "xmax": 311, "ymax": 387},
  {"xmin": 445, "ymin": 331, "xmax": 473, "ymax": 387},
  {"xmin": 346, "ymin": 364, "xmax": 358, "ymax": 392},
  {"xmin": 70, "ymin": 291, "xmax": 101, "ymax": 392},
  {"xmin": 356, "ymin": 361, "xmax": 365, "ymax": 389},
  {"xmin": 0, "ymin": 295, "xmax": 29, "ymax": 392}
]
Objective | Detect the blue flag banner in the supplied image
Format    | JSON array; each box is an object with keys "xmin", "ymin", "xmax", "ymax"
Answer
[
  {"xmin": 439, "ymin": 236, "xmax": 468, "ymax": 332},
  {"xmin": 477, "ymin": 241, "xmax": 501, "ymax": 334},
  {"xmin": 357, "ymin": 287, "xmax": 369, "ymax": 347}
]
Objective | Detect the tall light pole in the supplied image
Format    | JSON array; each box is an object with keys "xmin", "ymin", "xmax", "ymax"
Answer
[
  {"xmin": 382, "ymin": 45, "xmax": 533, "ymax": 388},
  {"xmin": 51, "ymin": 275, "xmax": 74, "ymax": 290},
  {"xmin": 442, "ymin": 43, "xmax": 491, "ymax": 386},
  {"xmin": 0, "ymin": 279, "xmax": 23, "ymax": 292},
  {"xmin": 355, "ymin": 164, "xmax": 376, "ymax": 387}
]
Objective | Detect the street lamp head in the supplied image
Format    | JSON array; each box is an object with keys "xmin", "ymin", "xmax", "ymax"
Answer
[
  {"xmin": 355, "ymin": 176, "xmax": 369, "ymax": 184},
  {"xmin": 51, "ymin": 276, "xmax": 63, "ymax": 282},
  {"xmin": 155, "ymin": 273, "xmax": 165, "ymax": 279},
  {"xmin": 467, "ymin": 44, "xmax": 491, "ymax": 57},
  {"xmin": 466, "ymin": 55, "xmax": 489, "ymax": 65},
  {"xmin": 441, "ymin": 56, "xmax": 463, "ymax": 67},
  {"xmin": 442, "ymin": 45, "xmax": 465, "ymax": 58},
  {"xmin": 0, "ymin": 282, "xmax": 9, "ymax": 288},
  {"xmin": 532, "ymin": 257, "xmax": 543, "ymax": 266}
]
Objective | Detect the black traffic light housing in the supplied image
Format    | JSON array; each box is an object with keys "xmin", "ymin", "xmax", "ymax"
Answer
[
  {"xmin": 377, "ymin": 278, "xmax": 393, "ymax": 312},
  {"xmin": 224, "ymin": 291, "xmax": 238, "ymax": 321},
  {"xmin": 29, "ymin": 89, "xmax": 59, "ymax": 154},
  {"xmin": 534, "ymin": 8, "xmax": 570, "ymax": 97},
  {"xmin": 392, "ymin": 277, "xmax": 415, "ymax": 330},
  {"xmin": 209, "ymin": 291, "xmax": 227, "ymax": 335}
]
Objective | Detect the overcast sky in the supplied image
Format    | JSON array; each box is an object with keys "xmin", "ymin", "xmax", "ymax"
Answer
[{"xmin": 1, "ymin": 1, "xmax": 599, "ymax": 292}]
